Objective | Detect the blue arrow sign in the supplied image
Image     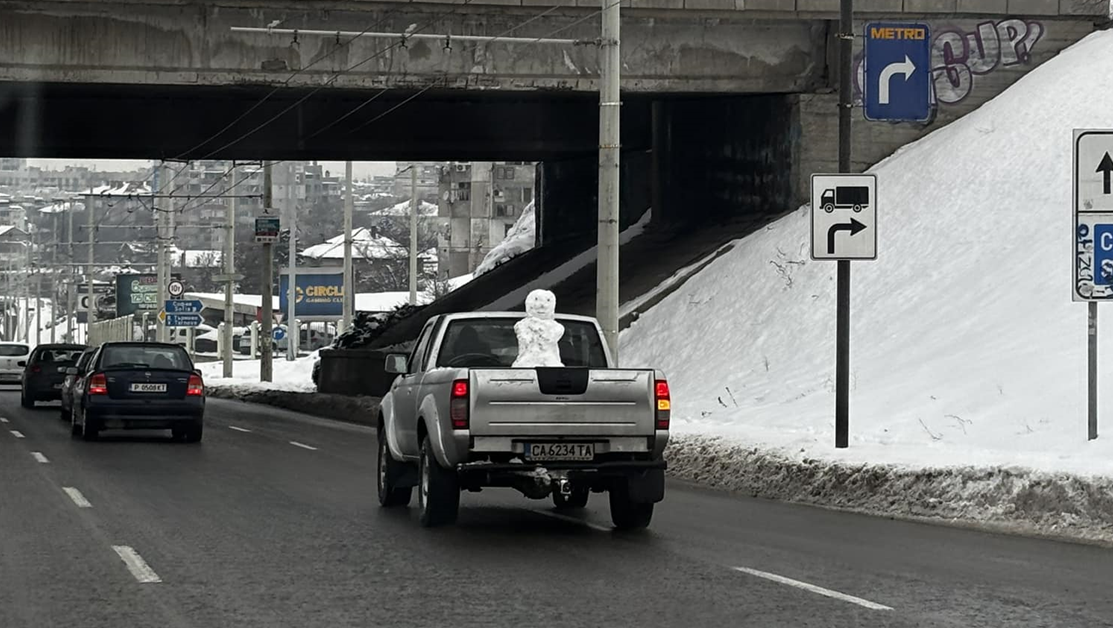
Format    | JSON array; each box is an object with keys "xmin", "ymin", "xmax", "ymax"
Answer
[
  {"xmin": 272, "ymin": 327, "xmax": 287, "ymax": 341},
  {"xmin": 165, "ymin": 299, "xmax": 204, "ymax": 314},
  {"xmin": 864, "ymin": 22, "xmax": 932, "ymax": 122},
  {"xmin": 165, "ymin": 313, "xmax": 204, "ymax": 327}
]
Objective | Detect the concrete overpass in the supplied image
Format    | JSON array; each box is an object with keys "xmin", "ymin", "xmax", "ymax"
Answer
[{"xmin": 0, "ymin": 0, "xmax": 1108, "ymax": 241}]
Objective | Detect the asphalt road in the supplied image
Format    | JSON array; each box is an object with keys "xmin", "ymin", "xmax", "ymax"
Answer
[{"xmin": 2, "ymin": 388, "xmax": 1112, "ymax": 628}]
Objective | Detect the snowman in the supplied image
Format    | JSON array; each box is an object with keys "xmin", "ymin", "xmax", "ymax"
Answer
[{"xmin": 512, "ymin": 289, "xmax": 565, "ymax": 368}]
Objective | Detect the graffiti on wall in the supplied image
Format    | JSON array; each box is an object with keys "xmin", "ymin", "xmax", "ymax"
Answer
[{"xmin": 854, "ymin": 19, "xmax": 1045, "ymax": 108}]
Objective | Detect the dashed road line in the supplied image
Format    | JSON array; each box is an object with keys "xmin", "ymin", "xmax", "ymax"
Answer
[
  {"xmin": 289, "ymin": 441, "xmax": 318, "ymax": 451},
  {"xmin": 30, "ymin": 452, "xmax": 49, "ymax": 463},
  {"xmin": 10, "ymin": 429, "xmax": 24, "ymax": 438},
  {"xmin": 63, "ymin": 487, "xmax": 93, "ymax": 508},
  {"xmin": 530, "ymin": 509, "xmax": 613, "ymax": 533},
  {"xmin": 731, "ymin": 567, "xmax": 893, "ymax": 611},
  {"xmin": 112, "ymin": 546, "xmax": 162, "ymax": 584},
  {"xmin": 228, "ymin": 425, "xmax": 252, "ymax": 433},
  {"xmin": 0, "ymin": 417, "xmax": 8, "ymax": 423}
]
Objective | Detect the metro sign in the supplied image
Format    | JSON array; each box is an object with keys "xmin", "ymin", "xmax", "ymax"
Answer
[{"xmin": 864, "ymin": 22, "xmax": 932, "ymax": 122}]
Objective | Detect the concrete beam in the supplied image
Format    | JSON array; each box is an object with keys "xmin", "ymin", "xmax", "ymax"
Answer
[{"xmin": 0, "ymin": 1, "xmax": 825, "ymax": 94}]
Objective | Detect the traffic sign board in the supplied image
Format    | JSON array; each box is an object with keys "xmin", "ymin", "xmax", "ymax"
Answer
[
  {"xmin": 864, "ymin": 23, "xmax": 932, "ymax": 122},
  {"xmin": 165, "ymin": 299, "xmax": 204, "ymax": 314},
  {"xmin": 272, "ymin": 327, "xmax": 287, "ymax": 341},
  {"xmin": 167, "ymin": 280, "xmax": 185, "ymax": 298},
  {"xmin": 811, "ymin": 174, "xmax": 877, "ymax": 261},
  {"xmin": 165, "ymin": 313, "xmax": 204, "ymax": 327},
  {"xmin": 255, "ymin": 216, "xmax": 280, "ymax": 244},
  {"xmin": 1073, "ymin": 130, "xmax": 1113, "ymax": 300}
]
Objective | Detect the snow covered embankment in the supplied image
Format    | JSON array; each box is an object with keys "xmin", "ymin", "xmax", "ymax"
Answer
[{"xmin": 621, "ymin": 31, "xmax": 1113, "ymax": 541}]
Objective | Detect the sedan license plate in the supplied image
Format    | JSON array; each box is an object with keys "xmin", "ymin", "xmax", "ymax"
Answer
[
  {"xmin": 524, "ymin": 442, "xmax": 594, "ymax": 462},
  {"xmin": 130, "ymin": 383, "xmax": 167, "ymax": 393}
]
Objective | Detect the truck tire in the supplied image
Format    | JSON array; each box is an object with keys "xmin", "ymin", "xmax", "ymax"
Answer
[
  {"xmin": 377, "ymin": 429, "xmax": 413, "ymax": 507},
  {"xmin": 609, "ymin": 486, "xmax": 653, "ymax": 530},
  {"xmin": 553, "ymin": 487, "xmax": 590, "ymax": 510},
  {"xmin": 418, "ymin": 435, "xmax": 459, "ymax": 527}
]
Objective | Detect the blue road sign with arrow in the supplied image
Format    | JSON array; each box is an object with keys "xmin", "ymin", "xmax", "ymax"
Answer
[
  {"xmin": 272, "ymin": 327, "xmax": 287, "ymax": 341},
  {"xmin": 165, "ymin": 299, "xmax": 204, "ymax": 314},
  {"xmin": 165, "ymin": 313, "xmax": 204, "ymax": 327},
  {"xmin": 864, "ymin": 22, "xmax": 932, "ymax": 122}
]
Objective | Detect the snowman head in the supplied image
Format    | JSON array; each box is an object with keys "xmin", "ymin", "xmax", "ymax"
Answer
[{"xmin": 524, "ymin": 289, "xmax": 557, "ymax": 320}]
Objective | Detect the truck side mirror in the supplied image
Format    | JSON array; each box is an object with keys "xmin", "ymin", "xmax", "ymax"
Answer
[{"xmin": 384, "ymin": 354, "xmax": 409, "ymax": 375}]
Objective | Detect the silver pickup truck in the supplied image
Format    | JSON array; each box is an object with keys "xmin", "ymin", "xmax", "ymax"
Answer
[{"xmin": 376, "ymin": 312, "xmax": 670, "ymax": 529}]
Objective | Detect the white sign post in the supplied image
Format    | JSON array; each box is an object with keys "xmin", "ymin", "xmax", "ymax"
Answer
[
  {"xmin": 811, "ymin": 173, "xmax": 878, "ymax": 448},
  {"xmin": 1072, "ymin": 129, "xmax": 1113, "ymax": 441}
]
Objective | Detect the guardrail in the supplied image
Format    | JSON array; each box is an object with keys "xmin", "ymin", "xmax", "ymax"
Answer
[{"xmin": 88, "ymin": 314, "xmax": 135, "ymax": 346}]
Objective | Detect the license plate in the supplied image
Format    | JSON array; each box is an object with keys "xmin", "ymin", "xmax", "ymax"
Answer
[
  {"xmin": 130, "ymin": 383, "xmax": 167, "ymax": 393},
  {"xmin": 524, "ymin": 442, "xmax": 594, "ymax": 461}
]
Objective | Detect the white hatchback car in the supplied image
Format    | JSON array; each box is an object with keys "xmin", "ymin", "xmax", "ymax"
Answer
[{"xmin": 0, "ymin": 341, "xmax": 31, "ymax": 384}]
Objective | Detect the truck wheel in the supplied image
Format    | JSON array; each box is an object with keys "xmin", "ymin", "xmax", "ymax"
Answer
[
  {"xmin": 823, "ymin": 204, "xmax": 835, "ymax": 213},
  {"xmin": 553, "ymin": 487, "xmax": 590, "ymax": 509},
  {"xmin": 609, "ymin": 486, "xmax": 653, "ymax": 530},
  {"xmin": 377, "ymin": 429, "xmax": 413, "ymax": 507},
  {"xmin": 853, "ymin": 204, "xmax": 862, "ymax": 212},
  {"xmin": 418, "ymin": 435, "xmax": 459, "ymax": 527}
]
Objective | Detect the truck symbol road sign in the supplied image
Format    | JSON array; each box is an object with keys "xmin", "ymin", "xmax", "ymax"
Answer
[
  {"xmin": 811, "ymin": 174, "xmax": 877, "ymax": 261},
  {"xmin": 821, "ymin": 186, "xmax": 870, "ymax": 213},
  {"xmin": 864, "ymin": 22, "xmax": 932, "ymax": 122}
]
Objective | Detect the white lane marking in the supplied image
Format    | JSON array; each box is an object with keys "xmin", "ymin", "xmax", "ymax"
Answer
[
  {"xmin": 228, "ymin": 425, "xmax": 252, "ymax": 433},
  {"xmin": 112, "ymin": 546, "xmax": 162, "ymax": 584},
  {"xmin": 531, "ymin": 509, "xmax": 613, "ymax": 533},
  {"xmin": 63, "ymin": 487, "xmax": 93, "ymax": 508},
  {"xmin": 31, "ymin": 452, "xmax": 49, "ymax": 463},
  {"xmin": 0, "ymin": 417, "xmax": 8, "ymax": 423},
  {"xmin": 731, "ymin": 567, "xmax": 893, "ymax": 611},
  {"xmin": 289, "ymin": 441, "xmax": 318, "ymax": 451},
  {"xmin": 10, "ymin": 429, "xmax": 24, "ymax": 438}
]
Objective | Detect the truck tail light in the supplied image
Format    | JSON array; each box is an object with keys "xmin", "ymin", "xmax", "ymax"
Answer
[
  {"xmin": 187, "ymin": 374, "xmax": 204, "ymax": 397},
  {"xmin": 450, "ymin": 379, "xmax": 469, "ymax": 430},
  {"xmin": 89, "ymin": 373, "xmax": 108, "ymax": 396},
  {"xmin": 655, "ymin": 380, "xmax": 671, "ymax": 430}
]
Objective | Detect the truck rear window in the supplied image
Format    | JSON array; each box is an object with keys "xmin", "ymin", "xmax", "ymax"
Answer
[{"xmin": 437, "ymin": 318, "xmax": 607, "ymax": 369}]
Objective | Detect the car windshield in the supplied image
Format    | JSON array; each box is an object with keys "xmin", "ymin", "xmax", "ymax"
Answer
[
  {"xmin": 34, "ymin": 347, "xmax": 84, "ymax": 365},
  {"xmin": 0, "ymin": 344, "xmax": 29, "ymax": 357},
  {"xmin": 436, "ymin": 318, "xmax": 607, "ymax": 368},
  {"xmin": 100, "ymin": 345, "xmax": 192, "ymax": 371}
]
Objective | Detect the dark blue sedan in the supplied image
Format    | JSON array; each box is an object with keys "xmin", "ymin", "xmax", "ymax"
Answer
[{"xmin": 71, "ymin": 342, "xmax": 205, "ymax": 442}]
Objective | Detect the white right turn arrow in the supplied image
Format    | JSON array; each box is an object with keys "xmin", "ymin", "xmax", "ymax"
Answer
[{"xmin": 878, "ymin": 55, "xmax": 916, "ymax": 105}]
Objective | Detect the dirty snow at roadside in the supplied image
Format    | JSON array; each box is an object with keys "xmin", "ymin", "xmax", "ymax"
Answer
[
  {"xmin": 475, "ymin": 202, "xmax": 535, "ymax": 276},
  {"xmin": 621, "ymin": 31, "xmax": 1113, "ymax": 479}
]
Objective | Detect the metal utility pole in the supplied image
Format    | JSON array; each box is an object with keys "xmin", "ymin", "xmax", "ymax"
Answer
[
  {"xmin": 260, "ymin": 161, "xmax": 274, "ymax": 382},
  {"xmin": 86, "ymin": 191, "xmax": 96, "ymax": 342},
  {"xmin": 835, "ymin": 0, "xmax": 853, "ymax": 449},
  {"xmin": 23, "ymin": 233, "xmax": 31, "ymax": 342},
  {"xmin": 342, "ymin": 161, "xmax": 354, "ymax": 332},
  {"xmin": 68, "ymin": 200, "xmax": 75, "ymax": 342},
  {"xmin": 409, "ymin": 165, "xmax": 418, "ymax": 305},
  {"xmin": 156, "ymin": 162, "xmax": 169, "ymax": 343},
  {"xmin": 223, "ymin": 163, "xmax": 238, "ymax": 378},
  {"xmin": 596, "ymin": 0, "xmax": 621, "ymax": 363},
  {"xmin": 286, "ymin": 162, "xmax": 298, "ymax": 361},
  {"xmin": 50, "ymin": 211, "xmax": 58, "ymax": 343}
]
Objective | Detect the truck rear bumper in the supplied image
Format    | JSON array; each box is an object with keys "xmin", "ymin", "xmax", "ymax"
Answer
[
  {"xmin": 456, "ymin": 459, "xmax": 666, "ymax": 473},
  {"xmin": 455, "ymin": 459, "xmax": 667, "ymax": 503}
]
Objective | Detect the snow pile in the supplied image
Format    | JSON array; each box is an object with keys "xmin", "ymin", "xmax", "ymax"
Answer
[
  {"xmin": 475, "ymin": 202, "xmax": 535, "ymax": 276},
  {"xmin": 197, "ymin": 352, "xmax": 318, "ymax": 393},
  {"xmin": 330, "ymin": 304, "xmax": 425, "ymax": 350},
  {"xmin": 484, "ymin": 208, "xmax": 650, "ymax": 311},
  {"xmin": 368, "ymin": 198, "xmax": 438, "ymax": 218},
  {"xmin": 620, "ymin": 32, "xmax": 1113, "ymax": 537}
]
